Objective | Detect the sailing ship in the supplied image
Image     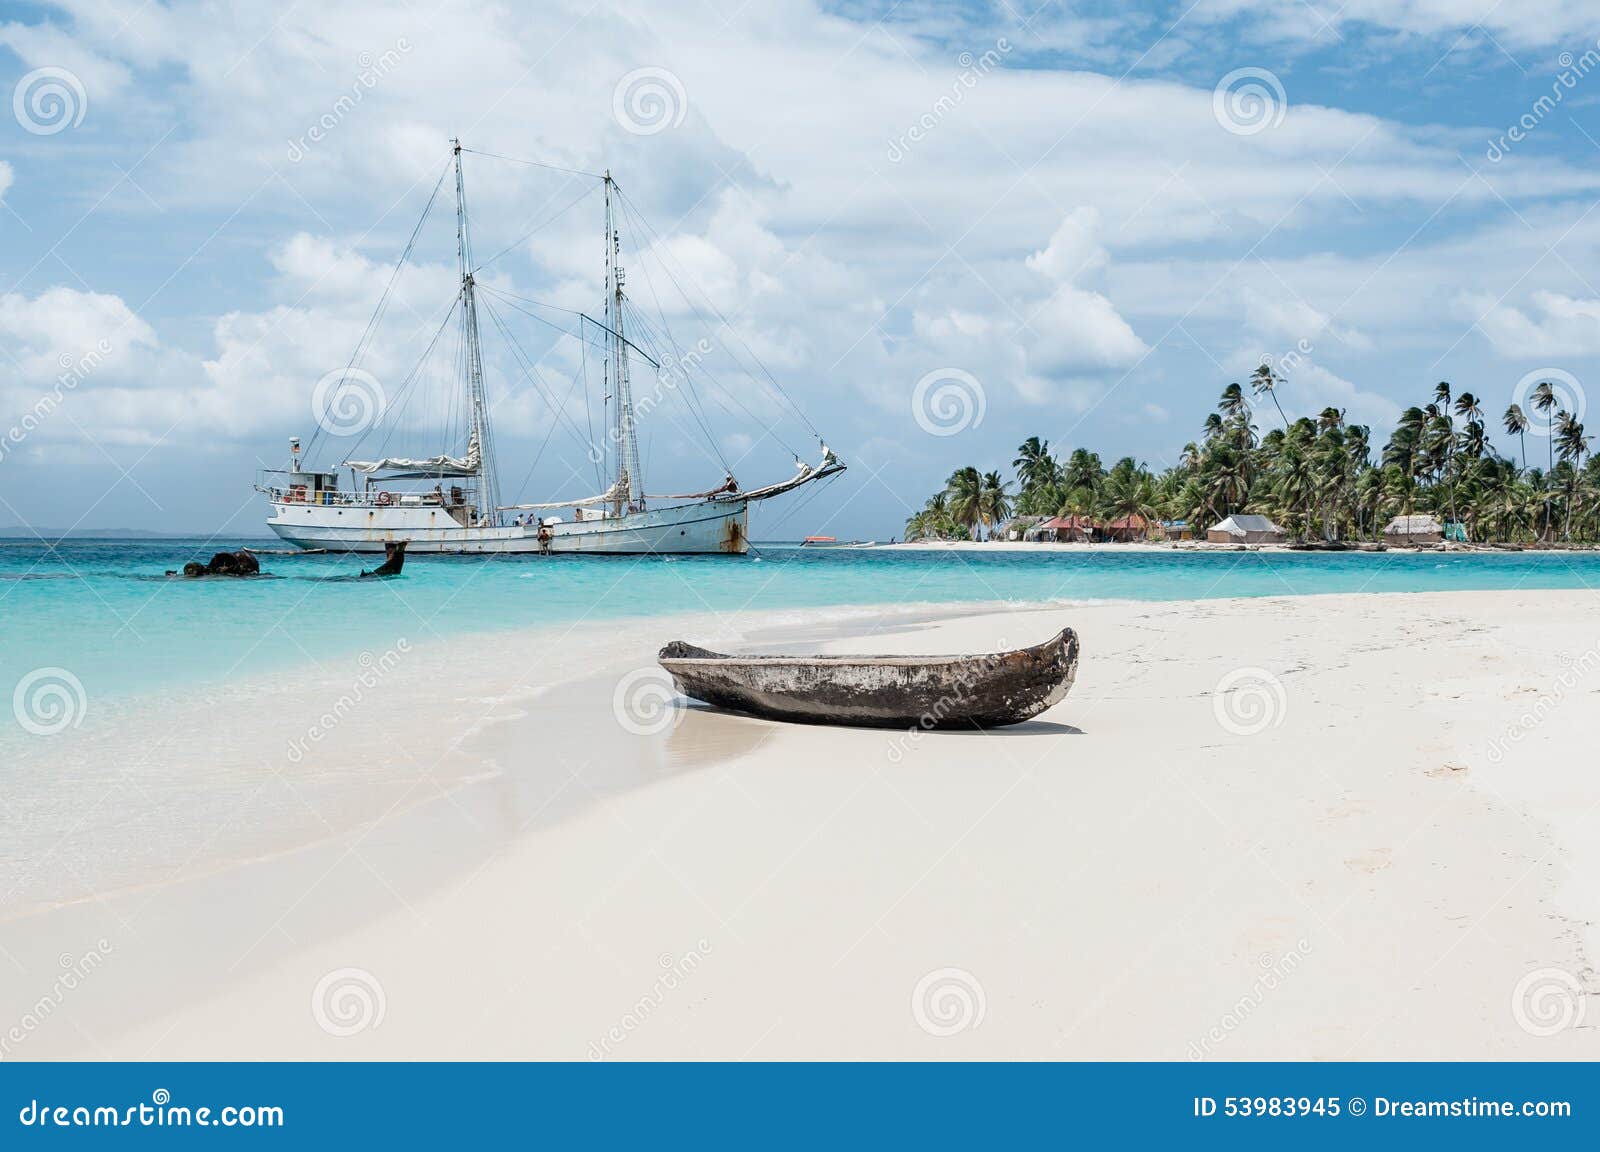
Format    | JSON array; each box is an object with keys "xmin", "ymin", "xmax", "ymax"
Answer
[{"xmin": 257, "ymin": 140, "xmax": 843, "ymax": 554}]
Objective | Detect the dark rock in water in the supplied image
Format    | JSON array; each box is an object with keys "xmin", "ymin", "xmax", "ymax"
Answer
[
  {"xmin": 360, "ymin": 540, "xmax": 406, "ymax": 578},
  {"xmin": 204, "ymin": 550, "xmax": 260, "ymax": 576},
  {"xmin": 179, "ymin": 550, "xmax": 261, "ymax": 577}
]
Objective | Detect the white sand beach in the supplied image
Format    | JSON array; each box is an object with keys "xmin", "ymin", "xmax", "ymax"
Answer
[{"xmin": 4, "ymin": 591, "xmax": 1599, "ymax": 1060}]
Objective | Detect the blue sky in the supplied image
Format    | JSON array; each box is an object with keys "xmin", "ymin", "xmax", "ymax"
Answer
[{"xmin": 3, "ymin": 0, "xmax": 1600, "ymax": 537}]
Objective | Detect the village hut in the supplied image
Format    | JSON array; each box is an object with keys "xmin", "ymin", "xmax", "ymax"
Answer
[
  {"xmin": 1383, "ymin": 513, "xmax": 1443, "ymax": 545},
  {"xmin": 1033, "ymin": 515, "xmax": 1095, "ymax": 543},
  {"xmin": 1103, "ymin": 514, "xmax": 1150, "ymax": 543},
  {"xmin": 1206, "ymin": 514, "xmax": 1287, "ymax": 545}
]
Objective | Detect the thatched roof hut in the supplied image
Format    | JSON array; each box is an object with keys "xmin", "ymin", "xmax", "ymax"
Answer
[{"xmin": 1383, "ymin": 514, "xmax": 1443, "ymax": 545}]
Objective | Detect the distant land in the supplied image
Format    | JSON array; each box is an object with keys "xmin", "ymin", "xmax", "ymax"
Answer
[{"xmin": 0, "ymin": 527, "xmax": 277, "ymax": 540}]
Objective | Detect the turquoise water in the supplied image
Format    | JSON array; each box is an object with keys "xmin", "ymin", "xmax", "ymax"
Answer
[{"xmin": 2, "ymin": 538, "xmax": 1598, "ymax": 716}]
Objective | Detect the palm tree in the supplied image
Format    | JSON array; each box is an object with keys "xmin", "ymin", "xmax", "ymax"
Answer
[
  {"xmin": 1503, "ymin": 403, "xmax": 1529, "ymax": 472},
  {"xmin": 1383, "ymin": 407, "xmax": 1427, "ymax": 513},
  {"xmin": 905, "ymin": 492, "xmax": 954, "ymax": 541},
  {"xmin": 1556, "ymin": 413, "xmax": 1590, "ymax": 541},
  {"xmin": 1062, "ymin": 448, "xmax": 1102, "ymax": 488},
  {"xmin": 979, "ymin": 469, "xmax": 1013, "ymax": 537},
  {"xmin": 1250, "ymin": 363, "xmax": 1290, "ymax": 428},
  {"xmin": 1218, "ymin": 382, "xmax": 1250, "ymax": 420},
  {"xmin": 1532, "ymin": 380, "xmax": 1558, "ymax": 538},
  {"xmin": 1273, "ymin": 441, "xmax": 1317, "ymax": 540},
  {"xmin": 1354, "ymin": 466, "xmax": 1384, "ymax": 540},
  {"xmin": 1012, "ymin": 437, "xmax": 1058, "ymax": 503},
  {"xmin": 1097, "ymin": 460, "xmax": 1158, "ymax": 539},
  {"xmin": 945, "ymin": 466, "xmax": 984, "ymax": 540},
  {"xmin": 1202, "ymin": 443, "xmax": 1251, "ymax": 518}
]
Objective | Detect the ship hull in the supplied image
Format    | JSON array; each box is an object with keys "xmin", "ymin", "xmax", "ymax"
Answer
[{"xmin": 266, "ymin": 499, "xmax": 750, "ymax": 555}]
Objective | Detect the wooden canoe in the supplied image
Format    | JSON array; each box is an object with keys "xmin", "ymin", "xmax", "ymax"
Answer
[{"xmin": 657, "ymin": 628, "xmax": 1079, "ymax": 729}]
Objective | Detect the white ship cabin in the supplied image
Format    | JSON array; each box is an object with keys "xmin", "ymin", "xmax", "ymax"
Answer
[{"xmin": 259, "ymin": 438, "xmax": 494, "ymax": 527}]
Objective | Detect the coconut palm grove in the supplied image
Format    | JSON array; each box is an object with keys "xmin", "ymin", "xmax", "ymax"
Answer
[{"xmin": 903, "ymin": 366, "xmax": 1595, "ymax": 545}]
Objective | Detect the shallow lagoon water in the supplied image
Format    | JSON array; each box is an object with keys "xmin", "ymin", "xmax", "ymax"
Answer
[{"xmin": 2, "ymin": 537, "xmax": 1598, "ymax": 717}]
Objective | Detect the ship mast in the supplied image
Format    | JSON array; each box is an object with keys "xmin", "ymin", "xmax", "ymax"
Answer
[
  {"xmin": 604, "ymin": 172, "xmax": 643, "ymax": 515},
  {"xmin": 454, "ymin": 139, "xmax": 500, "ymax": 525}
]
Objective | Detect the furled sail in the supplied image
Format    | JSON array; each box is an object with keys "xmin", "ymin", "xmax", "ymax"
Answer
[
  {"xmin": 499, "ymin": 473, "xmax": 629, "ymax": 511},
  {"xmin": 738, "ymin": 446, "xmax": 844, "ymax": 502},
  {"xmin": 344, "ymin": 433, "xmax": 481, "ymax": 476}
]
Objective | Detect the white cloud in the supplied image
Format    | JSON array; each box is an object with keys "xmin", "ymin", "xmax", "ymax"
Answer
[
  {"xmin": 0, "ymin": 287, "xmax": 196, "ymax": 448},
  {"xmin": 1026, "ymin": 207, "xmax": 1109, "ymax": 283},
  {"xmin": 1240, "ymin": 288, "xmax": 1370, "ymax": 354},
  {"xmin": 1464, "ymin": 290, "xmax": 1600, "ymax": 357},
  {"xmin": 0, "ymin": 287, "xmax": 157, "ymax": 379},
  {"xmin": 1193, "ymin": 0, "xmax": 1600, "ymax": 51},
  {"xmin": 1021, "ymin": 207, "xmax": 1147, "ymax": 380},
  {"xmin": 0, "ymin": 18, "xmax": 132, "ymax": 101},
  {"xmin": 1025, "ymin": 285, "xmax": 1148, "ymax": 377}
]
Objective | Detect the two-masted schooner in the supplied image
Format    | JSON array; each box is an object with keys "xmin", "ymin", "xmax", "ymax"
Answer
[{"xmin": 257, "ymin": 140, "xmax": 843, "ymax": 554}]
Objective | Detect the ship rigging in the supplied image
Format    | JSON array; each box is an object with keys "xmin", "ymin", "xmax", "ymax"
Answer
[{"xmin": 257, "ymin": 139, "xmax": 844, "ymax": 554}]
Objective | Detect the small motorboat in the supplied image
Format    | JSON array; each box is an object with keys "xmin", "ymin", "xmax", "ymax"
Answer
[
  {"xmin": 799, "ymin": 536, "xmax": 877, "ymax": 548},
  {"xmin": 658, "ymin": 629, "xmax": 1079, "ymax": 729}
]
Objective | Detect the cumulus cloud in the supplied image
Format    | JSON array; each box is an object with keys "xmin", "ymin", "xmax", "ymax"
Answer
[
  {"xmin": 1026, "ymin": 207, "xmax": 1109, "ymax": 284},
  {"xmin": 0, "ymin": 287, "xmax": 193, "ymax": 449},
  {"xmin": 1464, "ymin": 290, "xmax": 1600, "ymax": 357},
  {"xmin": 1021, "ymin": 207, "xmax": 1147, "ymax": 382}
]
